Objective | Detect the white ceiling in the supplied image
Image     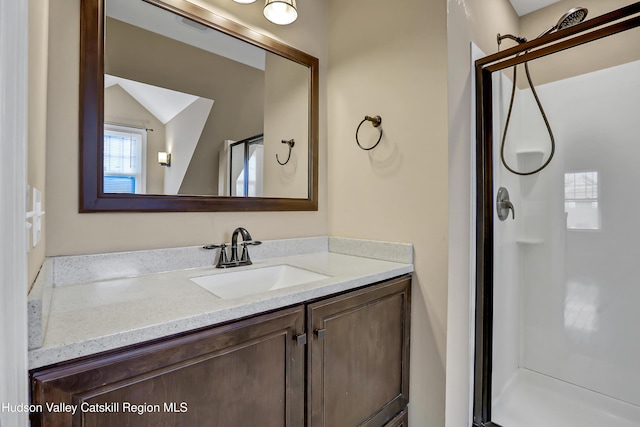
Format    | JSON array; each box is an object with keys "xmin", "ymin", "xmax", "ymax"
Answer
[
  {"xmin": 105, "ymin": 74, "xmax": 204, "ymax": 124},
  {"xmin": 509, "ymin": 0, "xmax": 563, "ymax": 16},
  {"xmin": 106, "ymin": 0, "xmax": 265, "ymax": 70}
]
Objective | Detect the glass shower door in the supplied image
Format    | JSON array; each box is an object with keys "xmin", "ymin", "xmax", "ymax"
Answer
[
  {"xmin": 229, "ymin": 135, "xmax": 264, "ymax": 197},
  {"xmin": 488, "ymin": 24, "xmax": 640, "ymax": 427},
  {"xmin": 473, "ymin": 2, "xmax": 640, "ymax": 427}
]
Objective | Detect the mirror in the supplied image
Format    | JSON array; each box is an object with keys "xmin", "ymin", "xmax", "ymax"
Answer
[{"xmin": 80, "ymin": 0, "xmax": 318, "ymax": 212}]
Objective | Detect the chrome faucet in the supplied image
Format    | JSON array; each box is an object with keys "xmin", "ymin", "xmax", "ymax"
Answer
[{"xmin": 203, "ymin": 227, "xmax": 262, "ymax": 268}]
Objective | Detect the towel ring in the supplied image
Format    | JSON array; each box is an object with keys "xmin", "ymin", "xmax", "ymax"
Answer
[
  {"xmin": 276, "ymin": 139, "xmax": 295, "ymax": 165},
  {"xmin": 356, "ymin": 115, "xmax": 383, "ymax": 151}
]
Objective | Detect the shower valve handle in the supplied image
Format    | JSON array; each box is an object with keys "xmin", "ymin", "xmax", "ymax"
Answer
[
  {"xmin": 499, "ymin": 200, "xmax": 515, "ymax": 220},
  {"xmin": 497, "ymin": 187, "xmax": 515, "ymax": 221}
]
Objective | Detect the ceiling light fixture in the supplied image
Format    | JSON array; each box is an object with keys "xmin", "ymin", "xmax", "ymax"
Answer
[
  {"xmin": 263, "ymin": 0, "xmax": 297, "ymax": 25},
  {"xmin": 233, "ymin": 0, "xmax": 257, "ymax": 4}
]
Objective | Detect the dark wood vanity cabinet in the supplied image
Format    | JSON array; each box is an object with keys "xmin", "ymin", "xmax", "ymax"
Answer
[
  {"xmin": 30, "ymin": 306, "xmax": 306, "ymax": 427},
  {"xmin": 308, "ymin": 275, "xmax": 411, "ymax": 427},
  {"xmin": 31, "ymin": 275, "xmax": 411, "ymax": 427}
]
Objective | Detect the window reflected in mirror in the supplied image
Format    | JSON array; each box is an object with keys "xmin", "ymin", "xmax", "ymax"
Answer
[{"xmin": 103, "ymin": 124, "xmax": 146, "ymax": 194}]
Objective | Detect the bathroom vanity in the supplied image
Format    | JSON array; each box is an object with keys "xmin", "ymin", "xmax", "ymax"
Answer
[{"xmin": 28, "ymin": 238, "xmax": 413, "ymax": 427}]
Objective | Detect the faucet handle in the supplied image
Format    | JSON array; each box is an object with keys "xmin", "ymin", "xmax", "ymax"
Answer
[
  {"xmin": 239, "ymin": 241, "xmax": 262, "ymax": 263},
  {"xmin": 203, "ymin": 243, "xmax": 226, "ymax": 250},
  {"xmin": 203, "ymin": 243, "xmax": 229, "ymax": 267}
]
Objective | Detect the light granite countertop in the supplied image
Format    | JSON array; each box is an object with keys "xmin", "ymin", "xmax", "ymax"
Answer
[{"xmin": 28, "ymin": 238, "xmax": 413, "ymax": 370}]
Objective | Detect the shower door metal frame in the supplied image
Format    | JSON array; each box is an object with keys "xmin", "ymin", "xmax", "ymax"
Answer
[
  {"xmin": 473, "ymin": 3, "xmax": 640, "ymax": 426},
  {"xmin": 228, "ymin": 134, "xmax": 264, "ymax": 197}
]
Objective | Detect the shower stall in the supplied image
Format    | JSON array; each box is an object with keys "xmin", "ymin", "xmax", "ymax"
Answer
[{"xmin": 473, "ymin": 3, "xmax": 640, "ymax": 427}]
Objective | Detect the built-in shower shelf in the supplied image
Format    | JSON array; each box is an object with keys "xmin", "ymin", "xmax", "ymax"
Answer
[
  {"xmin": 516, "ymin": 149, "xmax": 545, "ymax": 156},
  {"xmin": 516, "ymin": 237, "xmax": 544, "ymax": 245}
]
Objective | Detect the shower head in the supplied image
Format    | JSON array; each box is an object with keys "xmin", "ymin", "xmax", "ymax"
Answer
[
  {"xmin": 557, "ymin": 7, "xmax": 589, "ymax": 29},
  {"xmin": 537, "ymin": 6, "xmax": 588, "ymax": 38}
]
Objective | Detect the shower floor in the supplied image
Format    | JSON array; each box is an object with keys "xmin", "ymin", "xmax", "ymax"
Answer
[{"xmin": 492, "ymin": 369, "xmax": 640, "ymax": 427}]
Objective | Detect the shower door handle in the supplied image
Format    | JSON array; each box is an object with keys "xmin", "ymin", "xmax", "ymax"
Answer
[{"xmin": 497, "ymin": 187, "xmax": 515, "ymax": 221}]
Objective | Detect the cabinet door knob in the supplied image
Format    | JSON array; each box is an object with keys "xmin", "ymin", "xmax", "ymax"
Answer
[
  {"xmin": 295, "ymin": 334, "xmax": 307, "ymax": 345},
  {"xmin": 315, "ymin": 329, "xmax": 326, "ymax": 340}
]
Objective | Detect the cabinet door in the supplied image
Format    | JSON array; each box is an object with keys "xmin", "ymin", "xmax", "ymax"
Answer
[
  {"xmin": 307, "ymin": 275, "xmax": 411, "ymax": 427},
  {"xmin": 31, "ymin": 305, "xmax": 305, "ymax": 427},
  {"xmin": 384, "ymin": 409, "xmax": 408, "ymax": 427}
]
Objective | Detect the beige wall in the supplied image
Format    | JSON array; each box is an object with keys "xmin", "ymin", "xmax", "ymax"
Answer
[
  {"xmin": 521, "ymin": 0, "xmax": 640, "ymax": 85},
  {"xmin": 263, "ymin": 52, "xmax": 309, "ymax": 199},
  {"xmin": 327, "ymin": 0, "xmax": 449, "ymax": 424},
  {"xmin": 27, "ymin": 0, "xmax": 50, "ymax": 287},
  {"xmin": 104, "ymin": 85, "xmax": 166, "ymax": 195},
  {"xmin": 45, "ymin": 0, "xmax": 327, "ymax": 256}
]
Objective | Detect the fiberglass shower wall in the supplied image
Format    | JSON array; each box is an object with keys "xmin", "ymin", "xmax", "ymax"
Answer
[{"xmin": 491, "ymin": 59, "xmax": 640, "ymax": 420}]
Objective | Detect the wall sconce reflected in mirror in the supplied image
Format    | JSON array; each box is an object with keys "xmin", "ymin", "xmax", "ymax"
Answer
[
  {"xmin": 158, "ymin": 152, "xmax": 171, "ymax": 166},
  {"xmin": 264, "ymin": 0, "xmax": 298, "ymax": 25}
]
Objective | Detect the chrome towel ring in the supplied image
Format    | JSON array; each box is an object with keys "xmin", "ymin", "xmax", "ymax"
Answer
[{"xmin": 356, "ymin": 115, "xmax": 383, "ymax": 150}]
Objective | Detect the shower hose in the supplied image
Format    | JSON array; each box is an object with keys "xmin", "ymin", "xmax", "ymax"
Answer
[{"xmin": 500, "ymin": 55, "xmax": 556, "ymax": 175}]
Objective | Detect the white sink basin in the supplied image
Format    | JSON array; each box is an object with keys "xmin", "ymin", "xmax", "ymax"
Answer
[{"xmin": 190, "ymin": 265, "xmax": 330, "ymax": 299}]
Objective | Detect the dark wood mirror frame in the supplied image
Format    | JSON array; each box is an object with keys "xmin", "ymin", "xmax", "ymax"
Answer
[
  {"xmin": 473, "ymin": 4, "xmax": 640, "ymax": 426},
  {"xmin": 80, "ymin": 0, "xmax": 319, "ymax": 212}
]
